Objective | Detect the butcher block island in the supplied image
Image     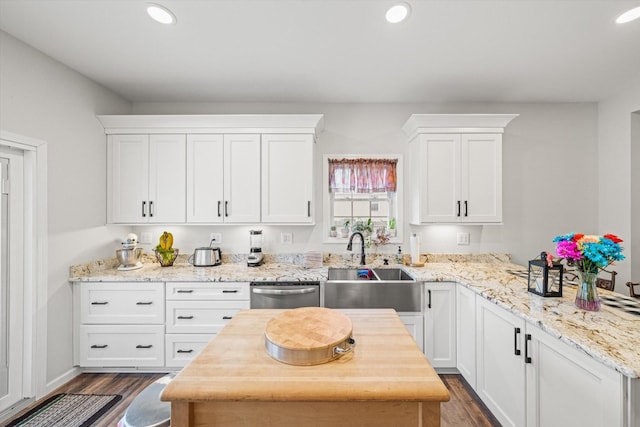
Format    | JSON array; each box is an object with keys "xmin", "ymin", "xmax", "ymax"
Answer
[{"xmin": 161, "ymin": 308, "xmax": 450, "ymax": 427}]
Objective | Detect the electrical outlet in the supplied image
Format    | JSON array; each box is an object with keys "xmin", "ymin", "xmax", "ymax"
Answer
[
  {"xmin": 210, "ymin": 233, "xmax": 222, "ymax": 244},
  {"xmin": 140, "ymin": 232, "xmax": 152, "ymax": 244},
  {"xmin": 281, "ymin": 232, "xmax": 293, "ymax": 244},
  {"xmin": 457, "ymin": 232, "xmax": 470, "ymax": 245}
]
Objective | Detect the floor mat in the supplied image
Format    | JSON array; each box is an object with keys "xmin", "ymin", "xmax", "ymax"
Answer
[{"xmin": 6, "ymin": 393, "xmax": 122, "ymax": 427}]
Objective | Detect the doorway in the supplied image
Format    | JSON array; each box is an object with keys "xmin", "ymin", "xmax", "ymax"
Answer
[{"xmin": 0, "ymin": 150, "xmax": 25, "ymax": 413}]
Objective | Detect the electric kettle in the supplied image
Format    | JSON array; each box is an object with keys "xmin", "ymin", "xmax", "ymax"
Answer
[{"xmin": 189, "ymin": 246, "xmax": 222, "ymax": 267}]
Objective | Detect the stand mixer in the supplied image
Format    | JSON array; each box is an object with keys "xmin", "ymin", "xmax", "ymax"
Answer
[{"xmin": 116, "ymin": 233, "xmax": 143, "ymax": 271}]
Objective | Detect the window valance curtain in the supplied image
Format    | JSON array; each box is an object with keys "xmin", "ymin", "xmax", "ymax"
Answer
[{"xmin": 328, "ymin": 158, "xmax": 397, "ymax": 193}]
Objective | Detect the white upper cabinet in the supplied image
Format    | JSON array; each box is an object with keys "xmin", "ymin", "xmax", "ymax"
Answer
[
  {"xmin": 186, "ymin": 134, "xmax": 261, "ymax": 223},
  {"xmin": 261, "ymin": 134, "xmax": 314, "ymax": 223},
  {"xmin": 403, "ymin": 114, "xmax": 518, "ymax": 224},
  {"xmin": 108, "ymin": 134, "xmax": 186, "ymax": 223},
  {"xmin": 224, "ymin": 134, "xmax": 261, "ymax": 223},
  {"xmin": 99, "ymin": 114, "xmax": 324, "ymax": 225}
]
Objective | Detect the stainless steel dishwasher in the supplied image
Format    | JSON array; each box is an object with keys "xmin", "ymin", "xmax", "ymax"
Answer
[{"xmin": 250, "ymin": 281, "xmax": 321, "ymax": 309}]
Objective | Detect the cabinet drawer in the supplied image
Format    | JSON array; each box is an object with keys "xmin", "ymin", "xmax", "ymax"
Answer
[
  {"xmin": 166, "ymin": 282, "xmax": 249, "ymax": 300},
  {"xmin": 165, "ymin": 334, "xmax": 215, "ymax": 367},
  {"xmin": 166, "ymin": 300, "xmax": 248, "ymax": 333},
  {"xmin": 80, "ymin": 282, "xmax": 164, "ymax": 324},
  {"xmin": 78, "ymin": 324, "xmax": 164, "ymax": 367}
]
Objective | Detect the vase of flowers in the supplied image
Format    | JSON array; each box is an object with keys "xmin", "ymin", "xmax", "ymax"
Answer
[{"xmin": 552, "ymin": 233, "xmax": 625, "ymax": 311}]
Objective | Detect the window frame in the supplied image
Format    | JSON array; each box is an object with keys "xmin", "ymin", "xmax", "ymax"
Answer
[{"xmin": 322, "ymin": 154, "xmax": 403, "ymax": 245}]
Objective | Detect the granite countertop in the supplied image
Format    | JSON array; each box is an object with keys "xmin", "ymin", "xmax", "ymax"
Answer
[{"xmin": 69, "ymin": 252, "xmax": 640, "ymax": 379}]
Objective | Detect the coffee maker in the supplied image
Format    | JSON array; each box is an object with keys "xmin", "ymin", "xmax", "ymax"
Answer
[{"xmin": 247, "ymin": 230, "xmax": 264, "ymax": 267}]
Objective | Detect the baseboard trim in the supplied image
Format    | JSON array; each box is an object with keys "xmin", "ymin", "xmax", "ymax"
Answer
[{"xmin": 45, "ymin": 367, "xmax": 82, "ymax": 395}]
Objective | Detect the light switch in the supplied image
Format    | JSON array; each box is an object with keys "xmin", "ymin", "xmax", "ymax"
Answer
[
  {"xmin": 281, "ymin": 232, "xmax": 293, "ymax": 244},
  {"xmin": 140, "ymin": 232, "xmax": 152, "ymax": 244}
]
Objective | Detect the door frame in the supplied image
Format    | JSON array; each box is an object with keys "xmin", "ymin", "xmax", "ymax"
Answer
[{"xmin": 0, "ymin": 130, "xmax": 48, "ymax": 411}]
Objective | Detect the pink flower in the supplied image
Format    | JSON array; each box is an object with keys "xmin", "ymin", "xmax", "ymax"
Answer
[{"xmin": 556, "ymin": 240, "xmax": 582, "ymax": 261}]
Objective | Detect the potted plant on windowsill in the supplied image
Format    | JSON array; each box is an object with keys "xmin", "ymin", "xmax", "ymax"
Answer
[
  {"xmin": 340, "ymin": 220, "xmax": 351, "ymax": 238},
  {"xmin": 329, "ymin": 226, "xmax": 337, "ymax": 238}
]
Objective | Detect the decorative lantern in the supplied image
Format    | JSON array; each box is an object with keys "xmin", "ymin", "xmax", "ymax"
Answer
[{"xmin": 528, "ymin": 252, "xmax": 563, "ymax": 297}]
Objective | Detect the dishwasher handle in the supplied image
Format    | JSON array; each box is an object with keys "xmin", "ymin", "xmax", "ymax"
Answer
[{"xmin": 252, "ymin": 287, "xmax": 317, "ymax": 296}]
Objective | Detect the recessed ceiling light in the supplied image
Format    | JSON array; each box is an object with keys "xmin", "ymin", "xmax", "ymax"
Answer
[
  {"xmin": 616, "ymin": 6, "xmax": 640, "ymax": 24},
  {"xmin": 386, "ymin": 2, "xmax": 411, "ymax": 24},
  {"xmin": 146, "ymin": 3, "xmax": 177, "ymax": 25}
]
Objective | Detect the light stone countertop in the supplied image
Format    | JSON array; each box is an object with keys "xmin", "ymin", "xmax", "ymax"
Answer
[{"xmin": 69, "ymin": 252, "xmax": 640, "ymax": 379}]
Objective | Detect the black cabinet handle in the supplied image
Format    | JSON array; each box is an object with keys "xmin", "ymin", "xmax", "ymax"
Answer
[
  {"xmin": 222, "ymin": 290, "xmax": 238, "ymax": 293},
  {"xmin": 149, "ymin": 201, "xmax": 154, "ymax": 217},
  {"xmin": 177, "ymin": 315, "xmax": 194, "ymax": 320},
  {"xmin": 525, "ymin": 333, "xmax": 532, "ymax": 363},
  {"xmin": 307, "ymin": 201, "xmax": 311, "ymax": 217},
  {"xmin": 136, "ymin": 301, "xmax": 153, "ymax": 305},
  {"xmin": 136, "ymin": 344, "xmax": 153, "ymax": 349},
  {"xmin": 222, "ymin": 316, "xmax": 233, "ymax": 320},
  {"xmin": 464, "ymin": 200, "xmax": 468, "ymax": 217},
  {"xmin": 217, "ymin": 201, "xmax": 221, "ymax": 217},
  {"xmin": 427, "ymin": 289, "xmax": 432, "ymax": 309},
  {"xmin": 457, "ymin": 201, "xmax": 461, "ymax": 217},
  {"xmin": 514, "ymin": 327, "xmax": 521, "ymax": 356},
  {"xmin": 91, "ymin": 301, "xmax": 108, "ymax": 305},
  {"xmin": 225, "ymin": 201, "xmax": 229, "ymax": 217},
  {"xmin": 142, "ymin": 201, "xmax": 146, "ymax": 217},
  {"xmin": 177, "ymin": 289, "xmax": 194, "ymax": 293},
  {"xmin": 90, "ymin": 344, "xmax": 108, "ymax": 349},
  {"xmin": 177, "ymin": 349, "xmax": 193, "ymax": 354}
]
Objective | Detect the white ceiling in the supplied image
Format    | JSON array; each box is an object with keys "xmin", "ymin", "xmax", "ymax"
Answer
[{"xmin": 1, "ymin": 0, "xmax": 639, "ymax": 104}]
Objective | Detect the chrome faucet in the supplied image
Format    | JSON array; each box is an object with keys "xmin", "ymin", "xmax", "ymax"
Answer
[{"xmin": 346, "ymin": 232, "xmax": 366, "ymax": 265}]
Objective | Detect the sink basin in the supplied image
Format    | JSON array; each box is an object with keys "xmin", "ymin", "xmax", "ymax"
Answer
[
  {"xmin": 372, "ymin": 268, "xmax": 414, "ymax": 281},
  {"xmin": 326, "ymin": 267, "xmax": 415, "ymax": 282},
  {"xmin": 327, "ymin": 268, "xmax": 377, "ymax": 281},
  {"xmin": 324, "ymin": 267, "xmax": 420, "ymax": 312}
]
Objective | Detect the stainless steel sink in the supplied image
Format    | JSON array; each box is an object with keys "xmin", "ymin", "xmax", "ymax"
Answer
[{"xmin": 324, "ymin": 267, "xmax": 420, "ymax": 312}]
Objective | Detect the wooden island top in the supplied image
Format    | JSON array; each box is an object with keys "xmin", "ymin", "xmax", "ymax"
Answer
[{"xmin": 162, "ymin": 308, "xmax": 450, "ymax": 427}]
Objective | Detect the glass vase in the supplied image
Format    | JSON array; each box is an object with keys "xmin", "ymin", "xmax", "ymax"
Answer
[{"xmin": 575, "ymin": 269, "xmax": 601, "ymax": 311}]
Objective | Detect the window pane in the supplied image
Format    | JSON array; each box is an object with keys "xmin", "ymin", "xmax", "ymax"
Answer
[
  {"xmin": 333, "ymin": 200, "xmax": 352, "ymax": 217},
  {"xmin": 371, "ymin": 200, "xmax": 389, "ymax": 217},
  {"xmin": 353, "ymin": 200, "xmax": 370, "ymax": 217}
]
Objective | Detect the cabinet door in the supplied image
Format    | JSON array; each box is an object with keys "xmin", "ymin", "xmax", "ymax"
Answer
[
  {"xmin": 108, "ymin": 134, "xmax": 149, "ymax": 223},
  {"xmin": 186, "ymin": 134, "xmax": 224, "ymax": 223},
  {"xmin": 476, "ymin": 297, "xmax": 526, "ymax": 427},
  {"xmin": 165, "ymin": 334, "xmax": 216, "ymax": 367},
  {"xmin": 456, "ymin": 284, "xmax": 477, "ymax": 389},
  {"xmin": 148, "ymin": 134, "xmax": 186, "ymax": 223},
  {"xmin": 423, "ymin": 283, "xmax": 456, "ymax": 368},
  {"xmin": 412, "ymin": 134, "xmax": 461, "ymax": 223},
  {"xmin": 460, "ymin": 134, "xmax": 502, "ymax": 223},
  {"xmin": 261, "ymin": 134, "xmax": 314, "ymax": 223},
  {"xmin": 525, "ymin": 324, "xmax": 623, "ymax": 427},
  {"xmin": 223, "ymin": 134, "xmax": 261, "ymax": 223},
  {"xmin": 80, "ymin": 282, "xmax": 165, "ymax": 325},
  {"xmin": 79, "ymin": 324, "xmax": 164, "ymax": 367},
  {"xmin": 398, "ymin": 313, "xmax": 424, "ymax": 352}
]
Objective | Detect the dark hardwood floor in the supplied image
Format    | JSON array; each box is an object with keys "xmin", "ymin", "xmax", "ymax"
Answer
[{"xmin": 5, "ymin": 373, "xmax": 500, "ymax": 426}]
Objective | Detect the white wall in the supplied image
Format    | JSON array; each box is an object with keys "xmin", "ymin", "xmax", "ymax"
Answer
[
  {"xmin": 0, "ymin": 31, "xmax": 132, "ymax": 386},
  {"xmin": 133, "ymin": 102, "xmax": 599, "ymax": 268},
  {"xmin": 597, "ymin": 76, "xmax": 640, "ymax": 290}
]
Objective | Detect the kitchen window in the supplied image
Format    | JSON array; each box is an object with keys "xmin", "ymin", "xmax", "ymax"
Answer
[{"xmin": 323, "ymin": 155, "xmax": 402, "ymax": 243}]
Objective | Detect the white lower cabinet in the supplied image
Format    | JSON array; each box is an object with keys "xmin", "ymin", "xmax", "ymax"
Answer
[
  {"xmin": 165, "ymin": 334, "xmax": 215, "ymax": 368},
  {"xmin": 399, "ymin": 313, "xmax": 424, "ymax": 352},
  {"xmin": 423, "ymin": 283, "xmax": 456, "ymax": 368},
  {"xmin": 525, "ymin": 324, "xmax": 622, "ymax": 427},
  {"xmin": 476, "ymin": 296, "xmax": 625, "ymax": 427},
  {"xmin": 456, "ymin": 284, "xmax": 476, "ymax": 388},
  {"xmin": 165, "ymin": 282, "xmax": 250, "ymax": 367},
  {"xmin": 74, "ymin": 282, "xmax": 165, "ymax": 367},
  {"xmin": 476, "ymin": 297, "xmax": 526, "ymax": 427}
]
